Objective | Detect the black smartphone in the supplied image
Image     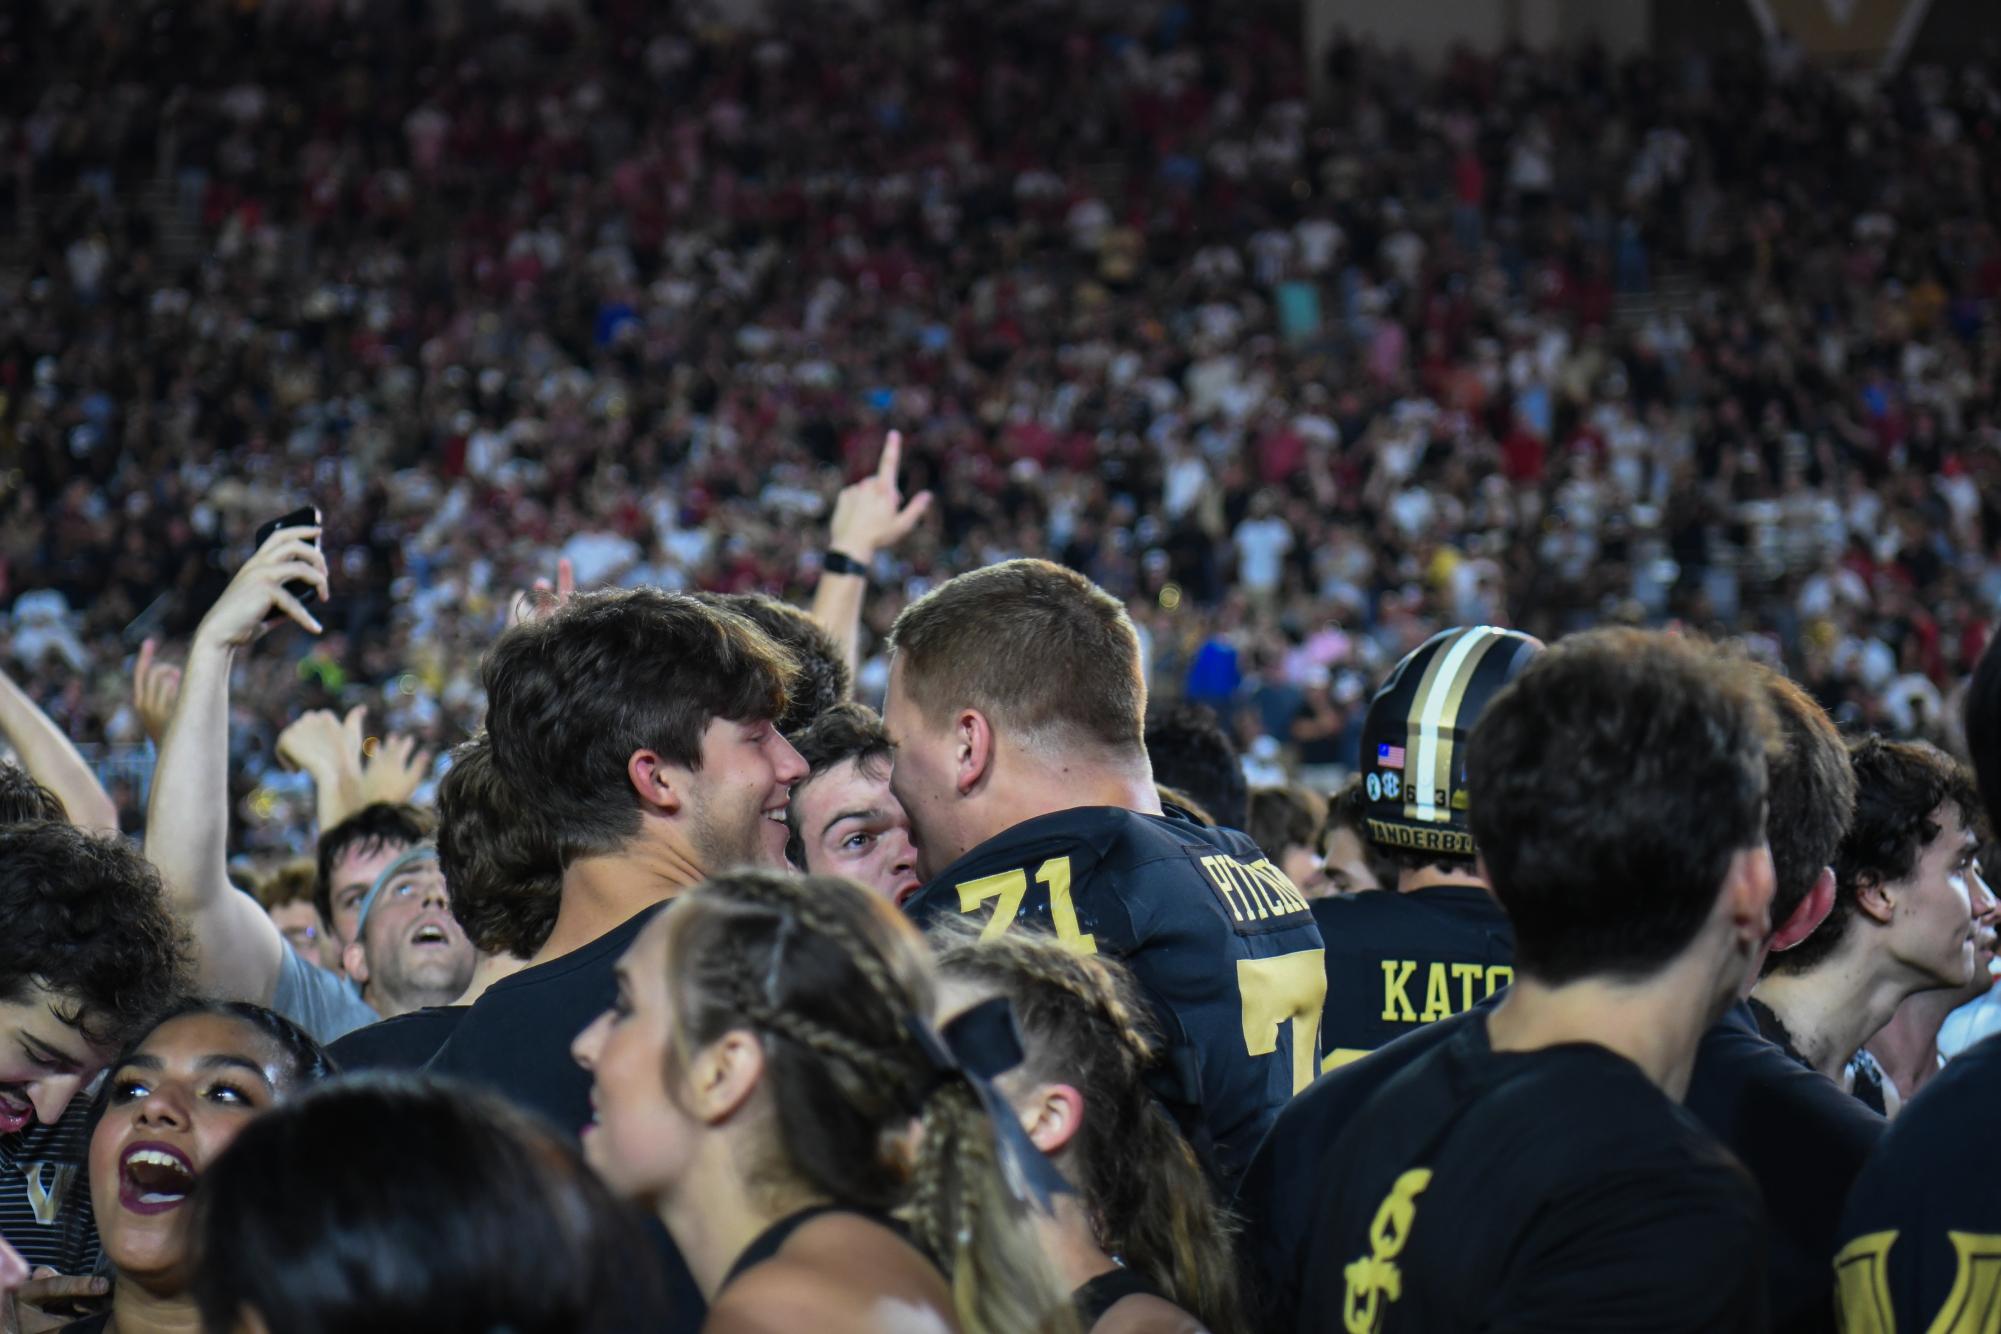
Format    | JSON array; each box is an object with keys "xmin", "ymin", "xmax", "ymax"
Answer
[{"xmin": 253, "ymin": 505, "xmax": 324, "ymax": 611}]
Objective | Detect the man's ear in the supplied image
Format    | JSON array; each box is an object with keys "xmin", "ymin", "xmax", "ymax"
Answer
[
  {"xmin": 1770, "ymin": 866, "xmax": 1838, "ymax": 953},
  {"xmin": 1856, "ymin": 870, "xmax": 1896, "ymax": 926},
  {"xmin": 956, "ymin": 710, "xmax": 996, "ymax": 797},
  {"xmin": 1725, "ymin": 845, "xmax": 1778, "ymax": 947},
  {"xmin": 628, "ymin": 749, "xmax": 685, "ymax": 817},
  {"xmin": 1020, "ymin": 1082, "xmax": 1085, "ymax": 1157},
  {"xmin": 687, "ymin": 1030, "xmax": 767, "ymax": 1126},
  {"xmin": 341, "ymin": 939, "xmax": 370, "ymax": 985}
]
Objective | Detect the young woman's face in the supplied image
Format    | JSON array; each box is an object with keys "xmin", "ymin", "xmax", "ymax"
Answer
[
  {"xmin": 572, "ymin": 914, "xmax": 702, "ymax": 1205},
  {"xmin": 87, "ymin": 1014, "xmax": 294, "ymax": 1288}
]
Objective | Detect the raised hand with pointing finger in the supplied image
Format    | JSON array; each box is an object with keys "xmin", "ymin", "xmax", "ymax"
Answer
[
  {"xmin": 811, "ymin": 430, "xmax": 933, "ymax": 679},
  {"xmin": 826, "ymin": 429, "xmax": 934, "ymax": 569}
]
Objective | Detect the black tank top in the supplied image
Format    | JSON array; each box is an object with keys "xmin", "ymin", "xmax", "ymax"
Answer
[
  {"xmin": 1074, "ymin": 1265, "xmax": 1168, "ymax": 1326},
  {"xmin": 719, "ymin": 1204, "xmax": 924, "ymax": 1296}
]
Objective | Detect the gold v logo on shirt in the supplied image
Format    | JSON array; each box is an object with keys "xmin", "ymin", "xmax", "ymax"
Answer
[{"xmin": 24, "ymin": 1160, "xmax": 79, "ymax": 1225}]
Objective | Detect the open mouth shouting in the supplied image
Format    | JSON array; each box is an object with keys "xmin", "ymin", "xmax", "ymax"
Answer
[
  {"xmin": 119, "ymin": 1141, "xmax": 196, "ymax": 1215},
  {"xmin": 0, "ymin": 1089, "xmax": 32, "ymax": 1136},
  {"xmin": 408, "ymin": 916, "xmax": 456, "ymax": 949}
]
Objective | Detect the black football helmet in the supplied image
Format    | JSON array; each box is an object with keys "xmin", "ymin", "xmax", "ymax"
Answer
[{"xmin": 1357, "ymin": 626, "xmax": 1541, "ymax": 859}]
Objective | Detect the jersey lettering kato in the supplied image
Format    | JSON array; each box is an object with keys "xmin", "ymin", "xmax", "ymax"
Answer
[
  {"xmin": 903, "ymin": 806, "xmax": 1325, "ymax": 1184},
  {"xmin": 1311, "ymin": 884, "xmax": 1512, "ymax": 1074}
]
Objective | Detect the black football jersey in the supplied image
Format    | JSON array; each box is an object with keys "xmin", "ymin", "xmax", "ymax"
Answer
[
  {"xmin": 1311, "ymin": 885, "xmax": 1514, "ymax": 1073},
  {"xmin": 905, "ymin": 806, "xmax": 1326, "ymax": 1184}
]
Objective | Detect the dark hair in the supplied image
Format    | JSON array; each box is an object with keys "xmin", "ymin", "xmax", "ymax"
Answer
[
  {"xmin": 314, "ymin": 803, "xmax": 435, "ymax": 937},
  {"xmin": 1319, "ymin": 779, "xmax": 1401, "ymax": 891},
  {"xmin": 0, "ymin": 761, "xmax": 67, "ymax": 825},
  {"xmin": 933, "ymin": 926, "xmax": 1248, "ymax": 1334},
  {"xmin": 1967, "ymin": 631, "xmax": 2001, "ymax": 836},
  {"xmin": 97, "ymin": 1000, "xmax": 336, "ymax": 1115},
  {"xmin": 1247, "ymin": 786, "xmax": 1326, "ymax": 864},
  {"xmin": 1768, "ymin": 737, "xmax": 1983, "ymax": 976},
  {"xmin": 1754, "ymin": 666, "xmax": 1858, "ymax": 936},
  {"xmin": 192, "ymin": 1073, "xmax": 650, "ymax": 1334},
  {"xmin": 664, "ymin": 870, "xmax": 1074, "ymax": 1334},
  {"xmin": 890, "ymin": 559, "xmax": 1145, "ymax": 755},
  {"xmin": 482, "ymin": 588, "xmax": 796, "ymax": 864},
  {"xmin": 254, "ymin": 859, "xmax": 318, "ymax": 913},
  {"xmin": 1144, "ymin": 702, "xmax": 1248, "ymax": 832},
  {"xmin": 1466, "ymin": 629, "xmax": 1778, "ymax": 985},
  {"xmin": 435, "ymin": 733, "xmax": 561, "ymax": 959},
  {"xmin": 0, "ymin": 822, "xmax": 190, "ymax": 1050},
  {"xmin": 783, "ymin": 702, "xmax": 895, "ymax": 868},
  {"xmin": 696, "ymin": 592, "xmax": 849, "ymax": 738}
]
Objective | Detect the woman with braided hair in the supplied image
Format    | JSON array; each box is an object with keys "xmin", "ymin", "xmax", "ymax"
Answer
[
  {"xmin": 571, "ymin": 868, "xmax": 1079, "ymax": 1334},
  {"xmin": 934, "ymin": 926, "xmax": 1248, "ymax": 1334}
]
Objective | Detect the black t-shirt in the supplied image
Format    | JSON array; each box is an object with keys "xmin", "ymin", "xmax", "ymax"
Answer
[
  {"xmin": 1835, "ymin": 1031, "xmax": 2001, "ymax": 1332},
  {"xmin": 904, "ymin": 806, "xmax": 1325, "ymax": 1184},
  {"xmin": 1690, "ymin": 1002, "xmax": 1883, "ymax": 1334},
  {"xmin": 0, "ymin": 1096, "xmax": 99, "ymax": 1276},
  {"xmin": 1310, "ymin": 885, "xmax": 1513, "ymax": 1071},
  {"xmin": 1296, "ymin": 1017, "xmax": 1766, "ymax": 1334},
  {"xmin": 424, "ymin": 904, "xmax": 702, "ymax": 1329},
  {"xmin": 1239, "ymin": 999, "xmax": 1880, "ymax": 1334},
  {"xmin": 327, "ymin": 1006, "xmax": 469, "ymax": 1073}
]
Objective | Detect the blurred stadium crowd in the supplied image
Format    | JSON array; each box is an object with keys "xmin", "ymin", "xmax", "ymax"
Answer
[{"xmin": 3, "ymin": 0, "xmax": 1999, "ymax": 852}]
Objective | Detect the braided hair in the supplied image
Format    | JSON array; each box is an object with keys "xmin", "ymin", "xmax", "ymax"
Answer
[
  {"xmin": 663, "ymin": 870, "xmax": 1079, "ymax": 1334},
  {"xmin": 934, "ymin": 924, "xmax": 1250, "ymax": 1334}
]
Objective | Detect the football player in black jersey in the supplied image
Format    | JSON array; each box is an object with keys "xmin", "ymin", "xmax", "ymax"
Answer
[
  {"xmin": 882, "ymin": 558, "xmax": 1325, "ymax": 1184},
  {"xmin": 1311, "ymin": 626, "xmax": 1538, "ymax": 1070}
]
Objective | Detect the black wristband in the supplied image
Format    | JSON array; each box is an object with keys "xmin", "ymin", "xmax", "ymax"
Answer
[{"xmin": 822, "ymin": 550, "xmax": 869, "ymax": 579}]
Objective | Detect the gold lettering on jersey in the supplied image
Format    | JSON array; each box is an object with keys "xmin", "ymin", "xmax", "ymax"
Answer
[
  {"xmin": 1343, "ymin": 1168, "xmax": 1432, "ymax": 1333},
  {"xmin": 1380, "ymin": 960, "xmax": 1418, "ymax": 1021},
  {"xmin": 1380, "ymin": 960, "xmax": 1512, "ymax": 1026},
  {"xmin": 1199, "ymin": 855, "xmax": 1312, "ymax": 926},
  {"xmin": 1420, "ymin": 964, "xmax": 1452, "ymax": 1022},
  {"xmin": 1248, "ymin": 858, "xmax": 1314, "ymax": 915},
  {"xmin": 1198, "ymin": 856, "xmax": 1252, "ymax": 923},
  {"xmin": 1834, "ymin": 1228, "xmax": 2001, "ymax": 1334},
  {"xmin": 24, "ymin": 1160, "xmax": 77, "ymax": 1225}
]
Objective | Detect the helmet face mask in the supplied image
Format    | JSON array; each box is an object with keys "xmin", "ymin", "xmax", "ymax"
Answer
[{"xmin": 1357, "ymin": 627, "xmax": 1542, "ymax": 862}]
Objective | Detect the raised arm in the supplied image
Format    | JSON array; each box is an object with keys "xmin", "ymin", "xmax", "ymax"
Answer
[
  {"xmin": 0, "ymin": 667, "xmax": 119, "ymax": 833},
  {"xmin": 145, "ymin": 524, "xmax": 328, "ymax": 1004},
  {"xmin": 809, "ymin": 430, "xmax": 933, "ymax": 679}
]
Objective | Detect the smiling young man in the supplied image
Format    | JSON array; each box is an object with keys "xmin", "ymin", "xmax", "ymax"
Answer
[
  {"xmin": 782, "ymin": 703, "xmax": 922, "ymax": 905},
  {"xmin": 0, "ymin": 818, "xmax": 188, "ymax": 1272},
  {"xmin": 425, "ymin": 588, "xmax": 803, "ymax": 1142}
]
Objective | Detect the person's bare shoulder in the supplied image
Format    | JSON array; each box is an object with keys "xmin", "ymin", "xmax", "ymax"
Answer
[
  {"xmin": 704, "ymin": 1214, "xmax": 958, "ymax": 1334},
  {"xmin": 1092, "ymin": 1292, "xmax": 1210, "ymax": 1334}
]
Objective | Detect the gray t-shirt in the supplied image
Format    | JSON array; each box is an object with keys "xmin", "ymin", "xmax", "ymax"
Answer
[{"xmin": 272, "ymin": 945, "xmax": 378, "ymax": 1044}]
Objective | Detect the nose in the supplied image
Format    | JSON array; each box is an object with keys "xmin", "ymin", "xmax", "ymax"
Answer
[
  {"xmin": 886, "ymin": 828, "xmax": 918, "ymax": 876},
  {"xmin": 421, "ymin": 877, "xmax": 451, "ymax": 912},
  {"xmin": 26, "ymin": 1076, "xmax": 85, "ymax": 1126},
  {"xmin": 133, "ymin": 1082, "xmax": 191, "ymax": 1131},
  {"xmin": 770, "ymin": 732, "xmax": 808, "ymax": 787},
  {"xmin": 572, "ymin": 1011, "xmax": 608, "ymax": 1073}
]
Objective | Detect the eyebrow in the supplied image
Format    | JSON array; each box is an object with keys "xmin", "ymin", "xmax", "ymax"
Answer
[
  {"xmin": 114, "ymin": 1053, "xmax": 274, "ymax": 1088},
  {"xmin": 821, "ymin": 808, "xmax": 887, "ymax": 840}
]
